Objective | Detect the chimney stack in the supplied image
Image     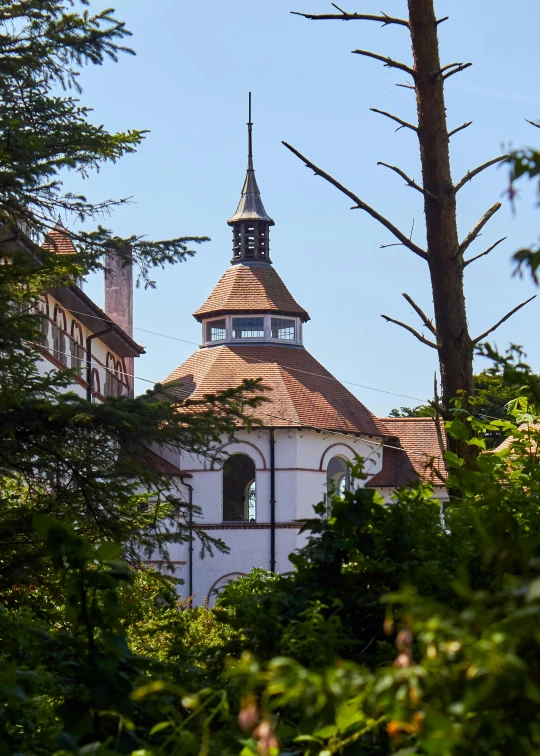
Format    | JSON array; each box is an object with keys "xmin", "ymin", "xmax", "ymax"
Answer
[{"xmin": 104, "ymin": 247, "xmax": 134, "ymax": 395}]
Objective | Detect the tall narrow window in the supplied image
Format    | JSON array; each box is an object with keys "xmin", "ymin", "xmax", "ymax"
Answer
[
  {"xmin": 71, "ymin": 321, "xmax": 84, "ymax": 372},
  {"xmin": 52, "ymin": 306, "xmax": 67, "ymax": 365},
  {"xmin": 271, "ymin": 317, "xmax": 295, "ymax": 341},
  {"xmin": 91, "ymin": 368, "xmax": 100, "ymax": 401},
  {"xmin": 36, "ymin": 296, "xmax": 49, "ymax": 347},
  {"xmin": 232, "ymin": 317, "xmax": 264, "ymax": 339},
  {"xmin": 327, "ymin": 456, "xmax": 350, "ymax": 499},
  {"xmin": 206, "ymin": 318, "xmax": 226, "ymax": 342},
  {"xmin": 223, "ymin": 454, "xmax": 256, "ymax": 522},
  {"xmin": 105, "ymin": 352, "xmax": 120, "ymax": 397}
]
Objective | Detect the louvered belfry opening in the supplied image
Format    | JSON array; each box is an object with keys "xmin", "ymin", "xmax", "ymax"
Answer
[{"xmin": 231, "ymin": 220, "xmax": 270, "ymax": 262}]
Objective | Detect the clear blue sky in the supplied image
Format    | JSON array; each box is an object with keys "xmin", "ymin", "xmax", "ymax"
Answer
[{"xmin": 73, "ymin": 0, "xmax": 540, "ymax": 415}]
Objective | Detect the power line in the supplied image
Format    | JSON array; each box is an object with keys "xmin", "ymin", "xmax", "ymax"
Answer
[
  {"xmin": 31, "ymin": 340, "xmax": 447, "ymax": 470},
  {"xmin": 44, "ymin": 304, "xmax": 430, "ymax": 405}
]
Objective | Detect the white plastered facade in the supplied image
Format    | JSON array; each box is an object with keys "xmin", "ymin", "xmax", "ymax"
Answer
[{"xmin": 152, "ymin": 428, "xmax": 385, "ymax": 606}]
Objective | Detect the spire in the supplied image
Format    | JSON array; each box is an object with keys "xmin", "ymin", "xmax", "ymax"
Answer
[{"xmin": 228, "ymin": 94, "xmax": 274, "ymax": 265}]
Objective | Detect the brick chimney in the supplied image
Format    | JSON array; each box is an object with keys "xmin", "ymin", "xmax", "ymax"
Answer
[{"xmin": 104, "ymin": 247, "xmax": 134, "ymax": 394}]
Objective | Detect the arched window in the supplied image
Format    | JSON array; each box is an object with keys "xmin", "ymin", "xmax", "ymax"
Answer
[
  {"xmin": 327, "ymin": 456, "xmax": 350, "ymax": 499},
  {"xmin": 116, "ymin": 359, "xmax": 128, "ymax": 395},
  {"xmin": 105, "ymin": 352, "xmax": 119, "ymax": 397},
  {"xmin": 223, "ymin": 454, "xmax": 256, "ymax": 522},
  {"xmin": 70, "ymin": 320, "xmax": 84, "ymax": 371},
  {"xmin": 91, "ymin": 368, "xmax": 100, "ymax": 401},
  {"xmin": 52, "ymin": 305, "xmax": 67, "ymax": 365}
]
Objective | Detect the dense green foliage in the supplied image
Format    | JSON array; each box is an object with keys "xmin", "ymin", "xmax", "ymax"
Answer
[{"xmin": 3, "ymin": 2, "xmax": 540, "ymax": 755}]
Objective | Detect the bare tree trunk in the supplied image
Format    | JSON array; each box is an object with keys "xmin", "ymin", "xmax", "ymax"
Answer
[
  {"xmin": 408, "ymin": 0, "xmax": 473, "ymax": 452},
  {"xmin": 286, "ymin": 0, "xmax": 536, "ymax": 465}
]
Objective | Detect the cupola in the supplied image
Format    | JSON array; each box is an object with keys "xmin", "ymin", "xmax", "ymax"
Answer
[{"xmin": 227, "ymin": 93, "xmax": 274, "ymax": 264}]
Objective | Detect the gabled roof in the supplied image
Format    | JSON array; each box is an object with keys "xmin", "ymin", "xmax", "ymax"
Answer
[
  {"xmin": 368, "ymin": 417, "xmax": 447, "ymax": 487},
  {"xmin": 163, "ymin": 344, "xmax": 382, "ymax": 436},
  {"xmin": 193, "ymin": 263, "xmax": 310, "ymax": 322},
  {"xmin": 43, "ymin": 225, "xmax": 77, "ymax": 255}
]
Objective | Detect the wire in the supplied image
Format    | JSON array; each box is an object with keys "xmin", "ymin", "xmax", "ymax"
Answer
[
  {"xmin": 31, "ymin": 340, "xmax": 446, "ymax": 467},
  {"xmin": 46, "ymin": 304, "xmax": 430, "ymax": 405}
]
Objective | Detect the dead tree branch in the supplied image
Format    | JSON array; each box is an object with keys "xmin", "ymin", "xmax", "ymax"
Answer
[
  {"xmin": 381, "ymin": 314, "xmax": 438, "ymax": 348},
  {"xmin": 443, "ymin": 62, "xmax": 472, "ymax": 80},
  {"xmin": 457, "ymin": 202, "xmax": 501, "ymax": 258},
  {"xmin": 291, "ymin": 5, "xmax": 409, "ymax": 27},
  {"xmin": 472, "ymin": 296, "xmax": 537, "ymax": 344},
  {"xmin": 454, "ymin": 155, "xmax": 507, "ymax": 193},
  {"xmin": 378, "ymin": 162, "xmax": 435, "ymax": 199},
  {"xmin": 448, "ymin": 121, "xmax": 472, "ymax": 138},
  {"xmin": 370, "ymin": 108, "xmax": 418, "ymax": 133},
  {"xmin": 352, "ymin": 49, "xmax": 415, "ymax": 78},
  {"xmin": 463, "ymin": 237, "xmax": 506, "ymax": 267},
  {"xmin": 402, "ymin": 292, "xmax": 437, "ymax": 335},
  {"xmin": 282, "ymin": 141, "xmax": 428, "ymax": 260},
  {"xmin": 432, "ymin": 62, "xmax": 471, "ymax": 80}
]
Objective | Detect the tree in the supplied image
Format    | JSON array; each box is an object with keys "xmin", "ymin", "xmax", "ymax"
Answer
[
  {"xmin": 284, "ymin": 0, "xmax": 536, "ymax": 459},
  {"xmin": 390, "ymin": 368, "xmax": 540, "ymax": 447},
  {"xmin": 0, "ymin": 0, "xmax": 266, "ymax": 588},
  {"xmin": 0, "ymin": 0, "xmax": 209, "ymax": 286}
]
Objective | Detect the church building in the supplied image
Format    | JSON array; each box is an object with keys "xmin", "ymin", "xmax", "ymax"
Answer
[{"xmin": 153, "ymin": 105, "xmax": 447, "ymax": 604}]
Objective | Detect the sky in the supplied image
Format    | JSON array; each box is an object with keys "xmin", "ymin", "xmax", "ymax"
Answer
[{"xmin": 69, "ymin": 0, "xmax": 540, "ymax": 415}]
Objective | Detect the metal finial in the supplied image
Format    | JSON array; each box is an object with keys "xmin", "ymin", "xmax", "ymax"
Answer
[
  {"xmin": 227, "ymin": 92, "xmax": 274, "ymax": 227},
  {"xmin": 247, "ymin": 92, "xmax": 253, "ymax": 167}
]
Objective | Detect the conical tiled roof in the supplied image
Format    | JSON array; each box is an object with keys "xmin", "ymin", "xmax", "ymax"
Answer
[
  {"xmin": 163, "ymin": 344, "xmax": 382, "ymax": 436},
  {"xmin": 193, "ymin": 263, "xmax": 310, "ymax": 322}
]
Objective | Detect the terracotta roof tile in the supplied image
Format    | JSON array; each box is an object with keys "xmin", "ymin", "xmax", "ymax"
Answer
[
  {"xmin": 163, "ymin": 344, "xmax": 382, "ymax": 436},
  {"xmin": 193, "ymin": 264, "xmax": 309, "ymax": 322},
  {"xmin": 370, "ymin": 417, "xmax": 447, "ymax": 486},
  {"xmin": 492, "ymin": 422, "xmax": 540, "ymax": 454},
  {"xmin": 43, "ymin": 227, "xmax": 77, "ymax": 255},
  {"xmin": 366, "ymin": 441, "xmax": 419, "ymax": 488}
]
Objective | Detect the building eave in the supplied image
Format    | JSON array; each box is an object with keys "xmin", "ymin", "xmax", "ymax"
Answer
[{"xmin": 48, "ymin": 284, "xmax": 145, "ymax": 357}]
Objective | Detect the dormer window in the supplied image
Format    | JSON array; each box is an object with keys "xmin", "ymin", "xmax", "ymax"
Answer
[
  {"xmin": 271, "ymin": 317, "xmax": 295, "ymax": 341},
  {"xmin": 206, "ymin": 318, "xmax": 226, "ymax": 342},
  {"xmin": 232, "ymin": 317, "xmax": 264, "ymax": 339}
]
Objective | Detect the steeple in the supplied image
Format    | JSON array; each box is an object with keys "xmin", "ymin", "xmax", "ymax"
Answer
[{"xmin": 228, "ymin": 93, "xmax": 274, "ymax": 264}]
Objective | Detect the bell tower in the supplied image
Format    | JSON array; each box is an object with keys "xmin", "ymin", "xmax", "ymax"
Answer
[{"xmin": 227, "ymin": 93, "xmax": 274, "ymax": 264}]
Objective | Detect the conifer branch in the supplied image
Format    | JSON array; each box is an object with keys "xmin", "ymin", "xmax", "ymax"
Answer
[
  {"xmin": 454, "ymin": 156, "xmax": 507, "ymax": 193},
  {"xmin": 291, "ymin": 5, "xmax": 409, "ymax": 27},
  {"xmin": 370, "ymin": 108, "xmax": 418, "ymax": 133},
  {"xmin": 457, "ymin": 203, "xmax": 502, "ymax": 258},
  {"xmin": 282, "ymin": 141, "xmax": 428, "ymax": 260},
  {"xmin": 378, "ymin": 162, "xmax": 435, "ymax": 199},
  {"xmin": 352, "ymin": 49, "xmax": 415, "ymax": 78},
  {"xmin": 381, "ymin": 314, "xmax": 438, "ymax": 349},
  {"xmin": 402, "ymin": 293, "xmax": 437, "ymax": 335},
  {"xmin": 472, "ymin": 296, "xmax": 537, "ymax": 344},
  {"xmin": 463, "ymin": 237, "xmax": 506, "ymax": 267},
  {"xmin": 448, "ymin": 121, "xmax": 472, "ymax": 138}
]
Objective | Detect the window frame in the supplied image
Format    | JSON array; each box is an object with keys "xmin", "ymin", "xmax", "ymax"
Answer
[
  {"xmin": 205, "ymin": 317, "xmax": 227, "ymax": 344},
  {"xmin": 202, "ymin": 314, "xmax": 302, "ymax": 346},
  {"xmin": 222, "ymin": 453, "xmax": 257, "ymax": 523}
]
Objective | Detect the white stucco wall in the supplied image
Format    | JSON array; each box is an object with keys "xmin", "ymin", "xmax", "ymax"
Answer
[
  {"xmin": 154, "ymin": 428, "xmax": 385, "ymax": 605},
  {"xmin": 36, "ymin": 291, "xmax": 129, "ymax": 401}
]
